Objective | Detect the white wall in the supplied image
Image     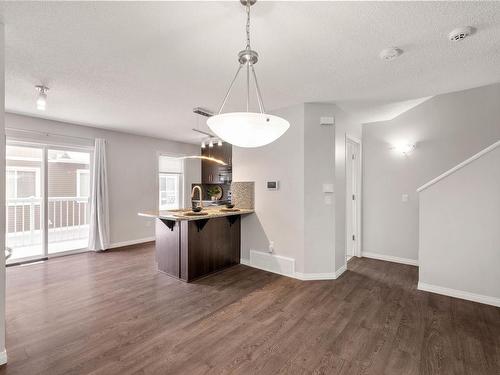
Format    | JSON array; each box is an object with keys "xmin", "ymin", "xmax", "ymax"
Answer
[
  {"xmin": 0, "ymin": 23, "xmax": 7, "ymax": 363},
  {"xmin": 418, "ymin": 145, "xmax": 500, "ymax": 306},
  {"xmin": 362, "ymin": 83, "xmax": 500, "ymax": 262},
  {"xmin": 304, "ymin": 103, "xmax": 361, "ymax": 274},
  {"xmin": 332, "ymin": 107, "xmax": 362, "ymax": 271},
  {"xmin": 234, "ymin": 102, "xmax": 361, "ymax": 277},
  {"xmin": 304, "ymin": 104, "xmax": 335, "ymax": 274},
  {"xmin": 5, "ymin": 113, "xmax": 200, "ymax": 246},
  {"xmin": 233, "ymin": 104, "xmax": 305, "ymax": 271}
]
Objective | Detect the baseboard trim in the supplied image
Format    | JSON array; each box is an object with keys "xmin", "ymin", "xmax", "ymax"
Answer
[
  {"xmin": 109, "ymin": 237, "xmax": 155, "ymax": 250},
  {"xmin": 240, "ymin": 258, "xmax": 250, "ymax": 266},
  {"xmin": 242, "ymin": 252, "xmax": 346, "ymax": 281},
  {"xmin": 335, "ymin": 264, "xmax": 347, "ymax": 278},
  {"xmin": 362, "ymin": 251, "xmax": 418, "ymax": 266},
  {"xmin": 296, "ymin": 264, "xmax": 346, "ymax": 280},
  {"xmin": 0, "ymin": 349, "xmax": 7, "ymax": 365},
  {"xmin": 295, "ymin": 272, "xmax": 336, "ymax": 280},
  {"xmin": 418, "ymin": 282, "xmax": 500, "ymax": 307}
]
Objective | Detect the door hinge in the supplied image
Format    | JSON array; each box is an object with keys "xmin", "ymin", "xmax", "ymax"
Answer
[
  {"xmin": 352, "ymin": 234, "xmax": 356, "ymax": 241},
  {"xmin": 352, "ymin": 194, "xmax": 355, "ymax": 200},
  {"xmin": 352, "ymin": 154, "xmax": 355, "ymax": 160}
]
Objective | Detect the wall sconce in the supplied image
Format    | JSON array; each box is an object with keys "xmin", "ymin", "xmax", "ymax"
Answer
[{"xmin": 392, "ymin": 141, "xmax": 416, "ymax": 156}]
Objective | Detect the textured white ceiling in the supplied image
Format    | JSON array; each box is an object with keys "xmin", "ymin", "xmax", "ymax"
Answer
[
  {"xmin": 2, "ymin": 1, "xmax": 500, "ymax": 143},
  {"xmin": 336, "ymin": 96, "xmax": 433, "ymax": 125}
]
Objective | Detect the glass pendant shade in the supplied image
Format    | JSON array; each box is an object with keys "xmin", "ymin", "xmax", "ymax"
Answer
[{"xmin": 208, "ymin": 112, "xmax": 289, "ymax": 148}]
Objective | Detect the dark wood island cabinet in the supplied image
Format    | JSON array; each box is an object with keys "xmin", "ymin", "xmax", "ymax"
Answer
[{"xmin": 139, "ymin": 208, "xmax": 253, "ymax": 282}]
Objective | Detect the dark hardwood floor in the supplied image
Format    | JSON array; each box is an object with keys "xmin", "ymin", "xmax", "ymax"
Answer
[{"xmin": 1, "ymin": 244, "xmax": 499, "ymax": 374}]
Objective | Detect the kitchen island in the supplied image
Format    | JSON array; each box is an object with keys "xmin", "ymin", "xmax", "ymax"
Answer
[{"xmin": 138, "ymin": 207, "xmax": 253, "ymax": 282}]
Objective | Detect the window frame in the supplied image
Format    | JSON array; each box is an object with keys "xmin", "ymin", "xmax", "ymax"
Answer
[
  {"xmin": 157, "ymin": 154, "xmax": 185, "ymax": 211},
  {"xmin": 158, "ymin": 172, "xmax": 182, "ymax": 210},
  {"xmin": 76, "ymin": 169, "xmax": 90, "ymax": 198}
]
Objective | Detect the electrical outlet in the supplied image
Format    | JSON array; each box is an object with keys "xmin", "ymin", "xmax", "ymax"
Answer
[
  {"xmin": 402, "ymin": 194, "xmax": 409, "ymax": 203},
  {"xmin": 268, "ymin": 241, "xmax": 274, "ymax": 253}
]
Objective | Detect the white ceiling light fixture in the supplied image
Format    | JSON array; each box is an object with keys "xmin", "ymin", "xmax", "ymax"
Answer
[
  {"xmin": 448, "ymin": 26, "xmax": 475, "ymax": 42},
  {"xmin": 207, "ymin": 0, "xmax": 290, "ymax": 148},
  {"xmin": 35, "ymin": 85, "xmax": 49, "ymax": 111},
  {"xmin": 379, "ymin": 47, "xmax": 403, "ymax": 61}
]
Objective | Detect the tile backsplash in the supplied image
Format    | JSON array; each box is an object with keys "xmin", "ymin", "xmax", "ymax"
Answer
[{"xmin": 231, "ymin": 181, "xmax": 255, "ymax": 209}]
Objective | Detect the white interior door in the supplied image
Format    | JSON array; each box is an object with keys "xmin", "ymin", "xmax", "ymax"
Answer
[{"xmin": 346, "ymin": 137, "xmax": 361, "ymax": 259}]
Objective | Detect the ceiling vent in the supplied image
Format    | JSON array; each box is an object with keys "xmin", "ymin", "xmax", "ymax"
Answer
[
  {"xmin": 379, "ymin": 47, "xmax": 403, "ymax": 61},
  {"xmin": 448, "ymin": 26, "xmax": 474, "ymax": 42}
]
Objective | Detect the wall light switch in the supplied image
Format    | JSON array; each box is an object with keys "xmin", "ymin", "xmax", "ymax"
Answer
[
  {"xmin": 323, "ymin": 183, "xmax": 334, "ymax": 193},
  {"xmin": 402, "ymin": 194, "xmax": 409, "ymax": 202},
  {"xmin": 324, "ymin": 195, "xmax": 332, "ymax": 205}
]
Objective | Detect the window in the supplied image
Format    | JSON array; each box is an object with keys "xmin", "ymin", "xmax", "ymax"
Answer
[
  {"xmin": 159, "ymin": 174, "xmax": 181, "ymax": 210},
  {"xmin": 77, "ymin": 169, "xmax": 90, "ymax": 198},
  {"xmin": 158, "ymin": 155, "xmax": 184, "ymax": 210},
  {"xmin": 6, "ymin": 167, "xmax": 41, "ymax": 199}
]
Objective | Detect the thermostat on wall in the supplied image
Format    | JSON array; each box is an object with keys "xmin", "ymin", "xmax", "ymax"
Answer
[
  {"xmin": 320, "ymin": 116, "xmax": 335, "ymax": 126},
  {"xmin": 266, "ymin": 181, "xmax": 279, "ymax": 190}
]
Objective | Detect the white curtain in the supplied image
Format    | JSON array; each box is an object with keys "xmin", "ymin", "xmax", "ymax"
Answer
[{"xmin": 88, "ymin": 138, "xmax": 110, "ymax": 251}]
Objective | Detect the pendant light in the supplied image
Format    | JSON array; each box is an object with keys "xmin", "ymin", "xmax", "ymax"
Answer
[{"xmin": 207, "ymin": 0, "xmax": 290, "ymax": 148}]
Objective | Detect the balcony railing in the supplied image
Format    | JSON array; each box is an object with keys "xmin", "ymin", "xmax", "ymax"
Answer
[{"xmin": 6, "ymin": 196, "xmax": 90, "ymax": 248}]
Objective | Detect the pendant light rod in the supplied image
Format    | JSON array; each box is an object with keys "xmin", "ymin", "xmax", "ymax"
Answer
[
  {"xmin": 217, "ymin": 64, "xmax": 243, "ymax": 114},
  {"xmin": 207, "ymin": 0, "xmax": 290, "ymax": 148},
  {"xmin": 245, "ymin": 2, "xmax": 251, "ymax": 49},
  {"xmin": 245, "ymin": 0, "xmax": 251, "ymax": 112},
  {"xmin": 251, "ymin": 65, "xmax": 265, "ymax": 114},
  {"xmin": 246, "ymin": 63, "xmax": 250, "ymax": 111},
  {"xmin": 216, "ymin": 0, "xmax": 265, "ymax": 115}
]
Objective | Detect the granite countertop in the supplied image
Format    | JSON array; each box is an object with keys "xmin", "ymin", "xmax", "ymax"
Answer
[{"xmin": 138, "ymin": 207, "xmax": 254, "ymax": 221}]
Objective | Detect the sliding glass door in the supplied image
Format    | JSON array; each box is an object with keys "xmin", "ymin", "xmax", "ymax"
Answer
[
  {"xmin": 6, "ymin": 142, "xmax": 92, "ymax": 264},
  {"xmin": 47, "ymin": 149, "xmax": 91, "ymax": 254},
  {"xmin": 6, "ymin": 145, "xmax": 44, "ymax": 262}
]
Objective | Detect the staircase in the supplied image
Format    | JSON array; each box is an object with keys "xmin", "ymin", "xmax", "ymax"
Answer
[{"xmin": 417, "ymin": 140, "xmax": 500, "ymax": 307}]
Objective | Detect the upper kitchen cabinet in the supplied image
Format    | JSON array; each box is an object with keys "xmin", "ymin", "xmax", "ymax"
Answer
[{"xmin": 201, "ymin": 142, "xmax": 232, "ymax": 184}]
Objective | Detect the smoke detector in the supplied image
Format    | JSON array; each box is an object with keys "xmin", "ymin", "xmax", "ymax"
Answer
[
  {"xmin": 448, "ymin": 26, "xmax": 474, "ymax": 42},
  {"xmin": 379, "ymin": 47, "xmax": 403, "ymax": 61}
]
